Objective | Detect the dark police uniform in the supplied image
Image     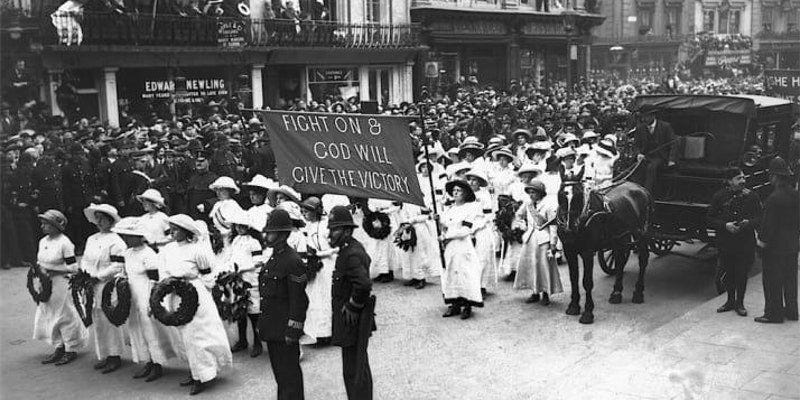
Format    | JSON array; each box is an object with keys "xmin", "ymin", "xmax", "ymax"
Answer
[
  {"xmin": 758, "ymin": 185, "xmax": 799, "ymax": 321},
  {"xmin": 332, "ymin": 237, "xmax": 374, "ymax": 400},
  {"xmin": 258, "ymin": 243, "xmax": 309, "ymax": 400},
  {"xmin": 708, "ymin": 186, "xmax": 762, "ymax": 308}
]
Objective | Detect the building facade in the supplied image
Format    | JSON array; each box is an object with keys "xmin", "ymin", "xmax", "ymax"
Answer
[
  {"xmin": 752, "ymin": 0, "xmax": 800, "ymax": 70},
  {"xmin": 1, "ymin": 0, "xmax": 424, "ymax": 127}
]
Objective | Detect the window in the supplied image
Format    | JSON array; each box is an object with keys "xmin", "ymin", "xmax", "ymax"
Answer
[
  {"xmin": 762, "ymin": 7, "xmax": 774, "ymax": 32},
  {"xmin": 719, "ymin": 9, "xmax": 740, "ymax": 34},
  {"xmin": 365, "ymin": 0, "xmax": 380, "ymax": 23},
  {"xmin": 667, "ymin": 7, "xmax": 682, "ymax": 35},
  {"xmin": 637, "ymin": 7, "xmax": 654, "ymax": 33},
  {"xmin": 703, "ymin": 10, "xmax": 716, "ymax": 32}
]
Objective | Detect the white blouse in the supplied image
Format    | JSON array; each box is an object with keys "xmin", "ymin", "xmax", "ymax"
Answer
[
  {"xmin": 160, "ymin": 241, "xmax": 214, "ymax": 280},
  {"xmin": 139, "ymin": 211, "xmax": 171, "ymax": 246},
  {"xmin": 37, "ymin": 234, "xmax": 77, "ymax": 272},
  {"xmin": 81, "ymin": 232, "xmax": 126, "ymax": 281}
]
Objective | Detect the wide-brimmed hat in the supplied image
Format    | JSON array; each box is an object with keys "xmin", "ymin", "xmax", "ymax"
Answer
[
  {"xmin": 458, "ymin": 142, "xmax": 485, "ymax": 158},
  {"xmin": 416, "ymin": 159, "xmax": 434, "ymax": 173},
  {"xmin": 136, "ymin": 188, "xmax": 166, "ymax": 208},
  {"xmin": 264, "ymin": 208, "xmax": 294, "ymax": 232},
  {"xmin": 277, "ymin": 201, "xmax": 305, "ymax": 224},
  {"xmin": 84, "ymin": 203, "xmax": 121, "ymax": 225},
  {"xmin": 581, "ymin": 130, "xmax": 599, "ymax": 141},
  {"xmin": 448, "ymin": 161, "xmax": 472, "ymax": 177},
  {"xmin": 493, "ymin": 147, "xmax": 515, "ymax": 162},
  {"xmin": 769, "ymin": 156, "xmax": 794, "ymax": 177},
  {"xmin": 517, "ymin": 163, "xmax": 543, "ymax": 177},
  {"xmin": 524, "ymin": 180, "xmax": 547, "ymax": 197},
  {"xmin": 38, "ymin": 209, "xmax": 67, "ymax": 232},
  {"xmin": 168, "ymin": 214, "xmax": 201, "ymax": 237},
  {"xmin": 464, "ymin": 169, "xmax": 489, "ymax": 187},
  {"xmin": 513, "ymin": 129, "xmax": 532, "ymax": 141},
  {"xmin": 301, "ymin": 196, "xmax": 325, "ymax": 215},
  {"xmin": 445, "ymin": 179, "xmax": 476, "ymax": 202},
  {"xmin": 111, "ymin": 217, "xmax": 146, "ymax": 237},
  {"xmin": 557, "ymin": 133, "xmax": 580, "ymax": 147},
  {"xmin": 243, "ymin": 174, "xmax": 278, "ymax": 192},
  {"xmin": 327, "ymin": 205, "xmax": 358, "ymax": 229},
  {"xmin": 595, "ymin": 139, "xmax": 617, "ymax": 158},
  {"xmin": 556, "ymin": 147, "xmax": 577, "ymax": 159},
  {"xmin": 576, "ymin": 144, "xmax": 592, "ymax": 157},
  {"xmin": 268, "ymin": 185, "xmax": 301, "ymax": 205},
  {"xmin": 209, "ymin": 176, "xmax": 240, "ymax": 194}
]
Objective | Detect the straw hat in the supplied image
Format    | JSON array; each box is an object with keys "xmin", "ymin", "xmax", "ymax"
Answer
[
  {"xmin": 168, "ymin": 214, "xmax": 201, "ymax": 237},
  {"xmin": 595, "ymin": 139, "xmax": 618, "ymax": 158},
  {"xmin": 493, "ymin": 147, "xmax": 515, "ymax": 162},
  {"xmin": 136, "ymin": 188, "xmax": 166, "ymax": 208},
  {"xmin": 243, "ymin": 174, "xmax": 278, "ymax": 191},
  {"xmin": 111, "ymin": 217, "xmax": 146, "ymax": 237},
  {"xmin": 277, "ymin": 201, "xmax": 305, "ymax": 223},
  {"xmin": 556, "ymin": 147, "xmax": 577, "ymax": 159},
  {"xmin": 84, "ymin": 203, "xmax": 121, "ymax": 225},
  {"xmin": 209, "ymin": 176, "xmax": 240, "ymax": 194},
  {"xmin": 464, "ymin": 169, "xmax": 489, "ymax": 187},
  {"xmin": 38, "ymin": 209, "xmax": 67, "ymax": 232},
  {"xmin": 517, "ymin": 163, "xmax": 543, "ymax": 177},
  {"xmin": 524, "ymin": 180, "xmax": 547, "ymax": 197},
  {"xmin": 268, "ymin": 185, "xmax": 301, "ymax": 205}
]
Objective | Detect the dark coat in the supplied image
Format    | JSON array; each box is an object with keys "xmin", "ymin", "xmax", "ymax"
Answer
[
  {"xmin": 258, "ymin": 244, "xmax": 309, "ymax": 342},
  {"xmin": 633, "ymin": 119, "xmax": 678, "ymax": 162},
  {"xmin": 759, "ymin": 187, "xmax": 799, "ymax": 253},
  {"xmin": 708, "ymin": 187, "xmax": 762, "ymax": 256},
  {"xmin": 331, "ymin": 237, "xmax": 372, "ymax": 348}
]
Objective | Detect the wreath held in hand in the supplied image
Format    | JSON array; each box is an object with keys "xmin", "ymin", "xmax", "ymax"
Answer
[
  {"xmin": 394, "ymin": 224, "xmax": 417, "ymax": 252},
  {"xmin": 304, "ymin": 248, "xmax": 324, "ymax": 282},
  {"xmin": 27, "ymin": 264, "xmax": 53, "ymax": 304},
  {"xmin": 69, "ymin": 270, "xmax": 95, "ymax": 327},
  {"xmin": 211, "ymin": 270, "xmax": 251, "ymax": 322},
  {"xmin": 101, "ymin": 277, "xmax": 131, "ymax": 327},
  {"xmin": 150, "ymin": 278, "xmax": 199, "ymax": 326},
  {"xmin": 363, "ymin": 211, "xmax": 391, "ymax": 239}
]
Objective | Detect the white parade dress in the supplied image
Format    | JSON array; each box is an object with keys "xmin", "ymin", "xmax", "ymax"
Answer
[
  {"xmin": 396, "ymin": 203, "xmax": 440, "ymax": 280},
  {"xmin": 224, "ymin": 235, "xmax": 264, "ymax": 314},
  {"xmin": 301, "ymin": 219, "xmax": 336, "ymax": 342},
  {"xmin": 367, "ymin": 198, "xmax": 399, "ymax": 277},
  {"xmin": 33, "ymin": 234, "xmax": 88, "ymax": 352},
  {"xmin": 160, "ymin": 240, "xmax": 233, "ymax": 383},
  {"xmin": 81, "ymin": 231, "xmax": 127, "ymax": 360},
  {"xmin": 138, "ymin": 211, "xmax": 171, "ymax": 247},
  {"xmin": 440, "ymin": 202, "xmax": 483, "ymax": 307},
  {"xmin": 474, "ymin": 188, "xmax": 498, "ymax": 290}
]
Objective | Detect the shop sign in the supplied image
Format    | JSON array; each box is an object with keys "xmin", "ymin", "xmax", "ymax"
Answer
[
  {"xmin": 430, "ymin": 20, "xmax": 506, "ymax": 35},
  {"xmin": 257, "ymin": 110, "xmax": 424, "ymax": 205},
  {"xmin": 522, "ymin": 21, "xmax": 563, "ymax": 36},
  {"xmin": 764, "ymin": 69, "xmax": 800, "ymax": 96},
  {"xmin": 142, "ymin": 77, "xmax": 228, "ymax": 103},
  {"xmin": 311, "ymin": 68, "xmax": 357, "ymax": 82},
  {"xmin": 218, "ymin": 20, "xmax": 246, "ymax": 48},
  {"xmin": 705, "ymin": 50, "xmax": 751, "ymax": 66}
]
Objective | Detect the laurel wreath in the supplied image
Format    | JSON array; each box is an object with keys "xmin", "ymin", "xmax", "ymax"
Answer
[
  {"xmin": 394, "ymin": 224, "xmax": 418, "ymax": 252},
  {"xmin": 69, "ymin": 270, "xmax": 95, "ymax": 327},
  {"xmin": 211, "ymin": 270, "xmax": 251, "ymax": 322},
  {"xmin": 150, "ymin": 278, "xmax": 199, "ymax": 327},
  {"xmin": 304, "ymin": 248, "xmax": 324, "ymax": 282},
  {"xmin": 495, "ymin": 196, "xmax": 525, "ymax": 244},
  {"xmin": 27, "ymin": 264, "xmax": 53, "ymax": 304},
  {"xmin": 101, "ymin": 277, "xmax": 131, "ymax": 327},
  {"xmin": 363, "ymin": 211, "xmax": 391, "ymax": 239}
]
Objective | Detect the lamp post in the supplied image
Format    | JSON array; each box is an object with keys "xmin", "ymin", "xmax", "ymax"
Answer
[{"xmin": 563, "ymin": 10, "xmax": 578, "ymax": 93}]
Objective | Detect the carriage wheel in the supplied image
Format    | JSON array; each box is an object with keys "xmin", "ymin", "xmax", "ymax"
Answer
[
  {"xmin": 597, "ymin": 247, "xmax": 631, "ymax": 276},
  {"xmin": 649, "ymin": 239, "xmax": 677, "ymax": 256}
]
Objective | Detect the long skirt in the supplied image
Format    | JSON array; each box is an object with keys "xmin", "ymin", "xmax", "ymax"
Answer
[
  {"xmin": 33, "ymin": 274, "xmax": 88, "ymax": 351},
  {"xmin": 301, "ymin": 255, "xmax": 334, "ymax": 343},
  {"xmin": 514, "ymin": 242, "xmax": 564, "ymax": 295},
  {"xmin": 476, "ymin": 225, "xmax": 498, "ymax": 290},
  {"xmin": 441, "ymin": 238, "xmax": 483, "ymax": 307},
  {"xmin": 128, "ymin": 277, "xmax": 180, "ymax": 364},
  {"xmin": 176, "ymin": 279, "xmax": 233, "ymax": 383},
  {"xmin": 397, "ymin": 221, "xmax": 440, "ymax": 280},
  {"xmin": 366, "ymin": 236, "xmax": 393, "ymax": 278},
  {"xmin": 500, "ymin": 241, "xmax": 523, "ymax": 276},
  {"xmin": 91, "ymin": 280, "xmax": 127, "ymax": 359}
]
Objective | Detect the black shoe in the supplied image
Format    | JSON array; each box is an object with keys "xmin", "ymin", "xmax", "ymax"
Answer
[
  {"xmin": 373, "ymin": 273, "xmax": 387, "ymax": 283},
  {"xmin": 231, "ymin": 340, "xmax": 248, "ymax": 353},
  {"xmin": 403, "ymin": 279, "xmax": 418, "ymax": 287},
  {"xmin": 93, "ymin": 357, "xmax": 109, "ymax": 370},
  {"xmin": 442, "ymin": 305, "xmax": 461, "ymax": 318},
  {"xmin": 54, "ymin": 351, "xmax": 77, "ymax": 366},
  {"xmin": 133, "ymin": 362, "xmax": 153, "ymax": 379},
  {"xmin": 42, "ymin": 346, "xmax": 65, "ymax": 364},
  {"xmin": 101, "ymin": 356, "xmax": 122, "ymax": 374},
  {"xmin": 540, "ymin": 293, "xmax": 551, "ymax": 306},
  {"xmin": 525, "ymin": 294, "xmax": 541, "ymax": 304},
  {"xmin": 414, "ymin": 279, "xmax": 426, "ymax": 290},
  {"xmin": 179, "ymin": 376, "xmax": 195, "ymax": 387},
  {"xmin": 735, "ymin": 307, "xmax": 748, "ymax": 317},
  {"xmin": 190, "ymin": 380, "xmax": 206, "ymax": 395},
  {"xmin": 786, "ymin": 314, "xmax": 798, "ymax": 322},
  {"xmin": 754, "ymin": 315, "xmax": 783, "ymax": 324},
  {"xmin": 716, "ymin": 303, "xmax": 735, "ymax": 313},
  {"xmin": 460, "ymin": 306, "xmax": 472, "ymax": 320},
  {"xmin": 383, "ymin": 271, "xmax": 394, "ymax": 283},
  {"xmin": 502, "ymin": 271, "xmax": 517, "ymax": 282},
  {"xmin": 144, "ymin": 363, "xmax": 163, "ymax": 382},
  {"xmin": 250, "ymin": 343, "xmax": 263, "ymax": 358}
]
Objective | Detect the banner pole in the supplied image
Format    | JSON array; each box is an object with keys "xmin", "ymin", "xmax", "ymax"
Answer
[{"xmin": 421, "ymin": 121, "xmax": 447, "ymax": 270}]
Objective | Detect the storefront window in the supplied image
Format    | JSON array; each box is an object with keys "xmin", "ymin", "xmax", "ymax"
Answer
[
  {"xmin": 308, "ymin": 67, "xmax": 360, "ymax": 103},
  {"xmin": 367, "ymin": 68, "xmax": 390, "ymax": 106},
  {"xmin": 365, "ymin": 0, "xmax": 380, "ymax": 23},
  {"xmin": 667, "ymin": 7, "xmax": 681, "ymax": 35},
  {"xmin": 637, "ymin": 8, "xmax": 654, "ymax": 34},
  {"xmin": 703, "ymin": 10, "xmax": 716, "ymax": 32}
]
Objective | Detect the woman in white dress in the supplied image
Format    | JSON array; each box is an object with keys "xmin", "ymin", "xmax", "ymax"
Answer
[
  {"xmin": 160, "ymin": 214, "xmax": 233, "ymax": 395},
  {"xmin": 208, "ymin": 176, "xmax": 244, "ymax": 254},
  {"xmin": 33, "ymin": 210, "xmax": 87, "ymax": 366},
  {"xmin": 513, "ymin": 180, "xmax": 563, "ymax": 305},
  {"xmin": 300, "ymin": 197, "xmax": 337, "ymax": 345},
  {"xmin": 242, "ymin": 174, "xmax": 276, "ymax": 232},
  {"xmin": 112, "ymin": 217, "xmax": 178, "ymax": 381},
  {"xmin": 367, "ymin": 197, "xmax": 400, "ymax": 283},
  {"xmin": 81, "ymin": 203, "xmax": 126, "ymax": 374},
  {"xmin": 438, "ymin": 179, "xmax": 483, "ymax": 320},
  {"xmin": 136, "ymin": 189, "xmax": 171, "ymax": 249},
  {"xmin": 465, "ymin": 169, "xmax": 498, "ymax": 296},
  {"xmin": 396, "ymin": 201, "xmax": 438, "ymax": 289}
]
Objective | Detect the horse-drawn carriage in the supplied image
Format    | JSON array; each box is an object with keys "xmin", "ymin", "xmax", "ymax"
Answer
[{"xmin": 597, "ymin": 94, "xmax": 799, "ymax": 274}]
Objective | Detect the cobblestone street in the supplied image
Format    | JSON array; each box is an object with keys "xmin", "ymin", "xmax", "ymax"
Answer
[{"xmin": 1, "ymin": 246, "xmax": 798, "ymax": 399}]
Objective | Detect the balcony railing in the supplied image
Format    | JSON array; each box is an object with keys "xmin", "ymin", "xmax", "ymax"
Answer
[
  {"xmin": 44, "ymin": 12, "xmax": 420, "ymax": 48},
  {"xmin": 411, "ymin": 0, "xmax": 600, "ymax": 14},
  {"xmin": 756, "ymin": 30, "xmax": 800, "ymax": 41},
  {"xmin": 592, "ymin": 34, "xmax": 692, "ymax": 45}
]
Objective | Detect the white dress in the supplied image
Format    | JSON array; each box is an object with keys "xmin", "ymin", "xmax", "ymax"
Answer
[
  {"xmin": 440, "ymin": 202, "xmax": 483, "ymax": 307},
  {"xmin": 367, "ymin": 198, "xmax": 399, "ymax": 277},
  {"xmin": 138, "ymin": 211, "xmax": 171, "ymax": 247},
  {"xmin": 160, "ymin": 241, "xmax": 233, "ymax": 383},
  {"xmin": 123, "ymin": 245, "xmax": 180, "ymax": 364},
  {"xmin": 396, "ymin": 203, "xmax": 440, "ymax": 280},
  {"xmin": 33, "ymin": 234, "xmax": 88, "ymax": 352},
  {"xmin": 209, "ymin": 199, "xmax": 243, "ymax": 252},
  {"xmin": 81, "ymin": 232, "xmax": 127, "ymax": 360},
  {"xmin": 223, "ymin": 235, "xmax": 264, "ymax": 314},
  {"xmin": 246, "ymin": 202, "xmax": 273, "ymax": 232},
  {"xmin": 474, "ymin": 189, "xmax": 498, "ymax": 290},
  {"xmin": 513, "ymin": 199, "xmax": 564, "ymax": 295},
  {"xmin": 302, "ymin": 219, "xmax": 335, "ymax": 341}
]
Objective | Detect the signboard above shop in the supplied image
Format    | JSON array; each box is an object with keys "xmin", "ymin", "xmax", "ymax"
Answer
[
  {"xmin": 218, "ymin": 20, "xmax": 246, "ymax": 48},
  {"xmin": 764, "ymin": 69, "xmax": 800, "ymax": 97},
  {"xmin": 705, "ymin": 50, "xmax": 751, "ymax": 66}
]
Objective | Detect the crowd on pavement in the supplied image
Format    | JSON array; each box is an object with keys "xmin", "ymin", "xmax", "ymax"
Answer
[{"xmin": 2, "ymin": 74, "xmax": 798, "ymax": 398}]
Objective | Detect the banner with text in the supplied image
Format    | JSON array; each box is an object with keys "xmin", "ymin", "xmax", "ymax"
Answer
[
  {"xmin": 764, "ymin": 69, "xmax": 800, "ymax": 96},
  {"xmin": 257, "ymin": 111, "xmax": 424, "ymax": 205}
]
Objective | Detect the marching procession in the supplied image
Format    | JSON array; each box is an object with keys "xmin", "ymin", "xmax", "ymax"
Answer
[{"xmin": 3, "ymin": 74, "xmax": 800, "ymax": 398}]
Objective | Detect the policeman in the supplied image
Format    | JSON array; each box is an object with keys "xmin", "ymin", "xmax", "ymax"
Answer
[
  {"xmin": 708, "ymin": 168, "xmax": 762, "ymax": 317},
  {"xmin": 258, "ymin": 208, "xmax": 309, "ymax": 400},
  {"xmin": 328, "ymin": 205, "xmax": 374, "ymax": 400}
]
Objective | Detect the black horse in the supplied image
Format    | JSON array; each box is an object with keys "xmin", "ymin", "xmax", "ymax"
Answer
[{"xmin": 556, "ymin": 181, "xmax": 653, "ymax": 324}]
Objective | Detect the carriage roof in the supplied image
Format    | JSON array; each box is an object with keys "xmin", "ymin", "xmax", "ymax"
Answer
[{"xmin": 632, "ymin": 94, "xmax": 796, "ymax": 118}]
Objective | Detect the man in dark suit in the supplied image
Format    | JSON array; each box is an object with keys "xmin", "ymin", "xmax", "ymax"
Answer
[
  {"xmin": 633, "ymin": 109, "xmax": 678, "ymax": 192},
  {"xmin": 259, "ymin": 208, "xmax": 309, "ymax": 399},
  {"xmin": 755, "ymin": 157, "xmax": 799, "ymax": 323},
  {"xmin": 328, "ymin": 205, "xmax": 374, "ymax": 400}
]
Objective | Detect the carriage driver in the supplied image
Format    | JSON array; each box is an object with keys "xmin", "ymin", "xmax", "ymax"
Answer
[{"xmin": 631, "ymin": 108, "xmax": 679, "ymax": 192}]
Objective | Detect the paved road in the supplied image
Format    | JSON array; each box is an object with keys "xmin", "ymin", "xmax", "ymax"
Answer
[{"xmin": 0, "ymin": 244, "xmax": 774, "ymax": 399}]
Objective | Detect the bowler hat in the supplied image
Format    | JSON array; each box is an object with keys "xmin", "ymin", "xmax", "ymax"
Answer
[
  {"xmin": 328, "ymin": 205, "xmax": 358, "ymax": 229},
  {"xmin": 264, "ymin": 209, "xmax": 294, "ymax": 232}
]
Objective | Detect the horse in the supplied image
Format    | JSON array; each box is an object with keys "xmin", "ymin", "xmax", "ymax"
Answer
[{"xmin": 556, "ymin": 180, "xmax": 652, "ymax": 324}]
